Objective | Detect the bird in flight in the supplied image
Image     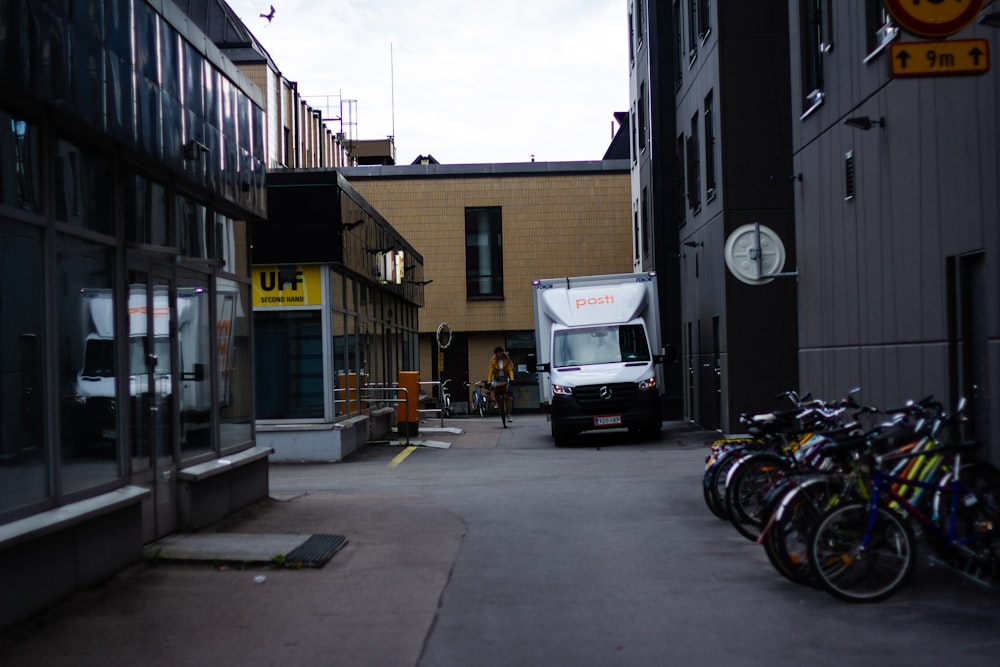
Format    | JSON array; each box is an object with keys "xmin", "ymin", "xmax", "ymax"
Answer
[{"xmin": 260, "ymin": 5, "xmax": 276, "ymax": 23}]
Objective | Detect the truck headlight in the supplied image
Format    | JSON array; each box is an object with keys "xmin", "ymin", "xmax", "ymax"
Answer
[
  {"xmin": 552, "ymin": 384, "xmax": 573, "ymax": 395},
  {"xmin": 638, "ymin": 376, "xmax": 657, "ymax": 391}
]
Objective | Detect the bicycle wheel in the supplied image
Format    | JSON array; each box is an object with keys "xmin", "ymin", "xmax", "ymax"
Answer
[
  {"xmin": 498, "ymin": 389, "xmax": 507, "ymax": 428},
  {"xmin": 725, "ymin": 452, "xmax": 789, "ymax": 541},
  {"xmin": 809, "ymin": 502, "xmax": 916, "ymax": 603},
  {"xmin": 703, "ymin": 449, "xmax": 743, "ymax": 520},
  {"xmin": 939, "ymin": 461, "xmax": 1000, "ymax": 582},
  {"xmin": 762, "ymin": 476, "xmax": 840, "ymax": 588},
  {"xmin": 477, "ymin": 395, "xmax": 487, "ymax": 417}
]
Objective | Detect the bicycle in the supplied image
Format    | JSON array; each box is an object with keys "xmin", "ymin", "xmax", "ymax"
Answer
[
  {"xmin": 491, "ymin": 378, "xmax": 510, "ymax": 428},
  {"xmin": 466, "ymin": 380, "xmax": 489, "ymax": 417},
  {"xmin": 439, "ymin": 379, "xmax": 453, "ymax": 418},
  {"xmin": 807, "ymin": 399, "xmax": 1000, "ymax": 602}
]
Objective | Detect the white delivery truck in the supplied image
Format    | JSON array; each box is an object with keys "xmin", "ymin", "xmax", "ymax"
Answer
[{"xmin": 532, "ymin": 272, "xmax": 668, "ymax": 446}]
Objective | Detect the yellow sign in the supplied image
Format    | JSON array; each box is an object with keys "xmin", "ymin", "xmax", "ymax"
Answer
[
  {"xmin": 884, "ymin": 0, "xmax": 984, "ymax": 38},
  {"xmin": 252, "ymin": 265, "xmax": 323, "ymax": 307},
  {"xmin": 437, "ymin": 351, "xmax": 444, "ymax": 372},
  {"xmin": 890, "ymin": 39, "xmax": 990, "ymax": 77}
]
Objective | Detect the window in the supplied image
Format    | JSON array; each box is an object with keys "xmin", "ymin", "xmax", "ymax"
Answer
[
  {"xmin": 636, "ymin": 0, "xmax": 644, "ymax": 48},
  {"xmin": 465, "ymin": 207, "xmax": 503, "ymax": 298},
  {"xmin": 254, "ymin": 310, "xmax": 324, "ymax": 419},
  {"xmin": 0, "ymin": 114, "xmax": 42, "ymax": 212},
  {"xmin": 704, "ymin": 91, "xmax": 716, "ymax": 200},
  {"xmin": 698, "ymin": 0, "xmax": 711, "ymax": 41},
  {"xmin": 800, "ymin": 0, "xmax": 826, "ymax": 118},
  {"xmin": 633, "ymin": 205, "xmax": 640, "ymax": 262},
  {"xmin": 687, "ymin": 114, "xmax": 701, "ymax": 212},
  {"xmin": 54, "ymin": 139, "xmax": 112, "ymax": 234},
  {"xmin": 864, "ymin": 0, "xmax": 898, "ymax": 62},
  {"xmin": 675, "ymin": 133, "xmax": 686, "ymax": 225},
  {"xmin": 673, "ymin": 1, "xmax": 683, "ymax": 88},
  {"xmin": 638, "ymin": 83, "xmax": 647, "ymax": 152},
  {"xmin": 642, "ymin": 187, "xmax": 650, "ymax": 258},
  {"xmin": 0, "ymin": 221, "xmax": 47, "ymax": 516},
  {"xmin": 688, "ymin": 0, "xmax": 699, "ymax": 64},
  {"xmin": 629, "ymin": 8, "xmax": 635, "ymax": 65}
]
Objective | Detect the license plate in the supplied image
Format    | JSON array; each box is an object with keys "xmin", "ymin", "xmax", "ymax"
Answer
[{"xmin": 594, "ymin": 415, "xmax": 622, "ymax": 426}]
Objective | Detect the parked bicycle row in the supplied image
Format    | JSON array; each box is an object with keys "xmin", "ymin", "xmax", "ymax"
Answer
[{"xmin": 703, "ymin": 389, "xmax": 1000, "ymax": 602}]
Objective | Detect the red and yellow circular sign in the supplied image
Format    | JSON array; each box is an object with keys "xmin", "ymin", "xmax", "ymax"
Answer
[{"xmin": 883, "ymin": 0, "xmax": 985, "ymax": 38}]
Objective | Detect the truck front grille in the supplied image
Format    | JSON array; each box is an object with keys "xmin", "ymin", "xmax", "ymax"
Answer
[{"xmin": 572, "ymin": 382, "xmax": 638, "ymax": 414}]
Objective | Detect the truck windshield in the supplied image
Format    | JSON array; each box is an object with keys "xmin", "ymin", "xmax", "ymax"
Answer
[{"xmin": 553, "ymin": 324, "xmax": 650, "ymax": 367}]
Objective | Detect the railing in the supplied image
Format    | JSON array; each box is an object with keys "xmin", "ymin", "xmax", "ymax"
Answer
[
  {"xmin": 418, "ymin": 381, "xmax": 445, "ymax": 427},
  {"xmin": 358, "ymin": 384, "xmax": 413, "ymax": 446}
]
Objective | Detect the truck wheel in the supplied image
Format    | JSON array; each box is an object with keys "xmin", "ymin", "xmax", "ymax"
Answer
[{"xmin": 552, "ymin": 425, "xmax": 571, "ymax": 447}]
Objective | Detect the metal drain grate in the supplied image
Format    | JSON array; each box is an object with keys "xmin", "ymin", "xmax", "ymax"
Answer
[{"xmin": 283, "ymin": 534, "xmax": 348, "ymax": 568}]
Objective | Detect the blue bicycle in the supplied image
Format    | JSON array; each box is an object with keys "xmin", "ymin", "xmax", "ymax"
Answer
[{"xmin": 467, "ymin": 380, "xmax": 489, "ymax": 417}]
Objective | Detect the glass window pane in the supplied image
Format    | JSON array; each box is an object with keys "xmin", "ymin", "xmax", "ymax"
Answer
[
  {"xmin": 54, "ymin": 139, "xmax": 112, "ymax": 234},
  {"xmin": 0, "ymin": 220, "xmax": 48, "ymax": 515},
  {"xmin": 218, "ymin": 280, "xmax": 252, "ymax": 449},
  {"xmin": 57, "ymin": 235, "xmax": 121, "ymax": 493},
  {"xmin": 177, "ymin": 273, "xmax": 213, "ymax": 458},
  {"xmin": 254, "ymin": 310, "xmax": 324, "ymax": 419},
  {"xmin": 0, "ymin": 114, "xmax": 42, "ymax": 213}
]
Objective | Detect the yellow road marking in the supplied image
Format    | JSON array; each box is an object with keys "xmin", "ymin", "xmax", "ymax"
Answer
[{"xmin": 389, "ymin": 446, "xmax": 417, "ymax": 468}]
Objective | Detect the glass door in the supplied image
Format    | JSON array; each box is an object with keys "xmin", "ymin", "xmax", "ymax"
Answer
[{"xmin": 128, "ymin": 264, "xmax": 178, "ymax": 540}]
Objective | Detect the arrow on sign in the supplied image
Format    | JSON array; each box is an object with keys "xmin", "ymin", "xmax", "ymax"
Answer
[
  {"xmin": 969, "ymin": 46, "xmax": 984, "ymax": 66},
  {"xmin": 895, "ymin": 49, "xmax": 912, "ymax": 70}
]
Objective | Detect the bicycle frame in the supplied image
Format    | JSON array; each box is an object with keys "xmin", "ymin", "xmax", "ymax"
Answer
[{"xmin": 859, "ymin": 448, "xmax": 986, "ymax": 557}]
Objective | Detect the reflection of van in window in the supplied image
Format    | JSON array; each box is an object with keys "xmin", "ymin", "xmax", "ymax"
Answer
[{"xmin": 532, "ymin": 272, "xmax": 669, "ymax": 446}]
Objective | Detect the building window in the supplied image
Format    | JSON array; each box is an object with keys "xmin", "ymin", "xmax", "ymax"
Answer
[
  {"xmin": 687, "ymin": 114, "xmax": 701, "ymax": 212},
  {"xmin": 800, "ymin": 0, "xmax": 826, "ymax": 118},
  {"xmin": 704, "ymin": 91, "xmax": 716, "ymax": 201},
  {"xmin": 675, "ymin": 133, "xmax": 686, "ymax": 225},
  {"xmin": 0, "ymin": 114, "xmax": 42, "ymax": 212},
  {"xmin": 698, "ymin": 0, "xmax": 711, "ymax": 42},
  {"xmin": 465, "ymin": 207, "xmax": 503, "ymax": 298},
  {"xmin": 638, "ymin": 82, "xmax": 647, "ymax": 152},
  {"xmin": 629, "ymin": 8, "xmax": 635, "ymax": 65},
  {"xmin": 255, "ymin": 309, "xmax": 324, "ymax": 419},
  {"xmin": 688, "ymin": 0, "xmax": 699, "ymax": 65},
  {"xmin": 864, "ymin": 0, "xmax": 898, "ymax": 62},
  {"xmin": 642, "ymin": 187, "xmax": 651, "ymax": 259},
  {"xmin": 636, "ymin": 0, "xmax": 644, "ymax": 48},
  {"xmin": 634, "ymin": 205, "xmax": 641, "ymax": 262},
  {"xmin": 673, "ymin": 1, "xmax": 683, "ymax": 89}
]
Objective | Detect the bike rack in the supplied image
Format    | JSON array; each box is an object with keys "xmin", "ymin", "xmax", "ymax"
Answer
[
  {"xmin": 418, "ymin": 380, "xmax": 446, "ymax": 427},
  {"xmin": 358, "ymin": 385, "xmax": 414, "ymax": 446}
]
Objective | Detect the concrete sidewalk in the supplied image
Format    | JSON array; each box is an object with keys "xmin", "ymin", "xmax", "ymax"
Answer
[{"xmin": 0, "ymin": 417, "xmax": 715, "ymax": 666}]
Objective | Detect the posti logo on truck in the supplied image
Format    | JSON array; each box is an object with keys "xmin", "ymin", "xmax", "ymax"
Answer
[{"xmin": 576, "ymin": 294, "xmax": 615, "ymax": 309}]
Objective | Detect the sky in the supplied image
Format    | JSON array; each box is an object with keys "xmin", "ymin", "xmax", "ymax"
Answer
[{"xmin": 223, "ymin": 0, "xmax": 631, "ymax": 165}]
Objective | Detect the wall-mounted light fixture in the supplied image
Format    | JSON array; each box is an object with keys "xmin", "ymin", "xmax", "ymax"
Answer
[
  {"xmin": 683, "ymin": 241, "xmax": 703, "ymax": 248},
  {"xmin": 342, "ymin": 218, "xmax": 365, "ymax": 231},
  {"xmin": 769, "ymin": 174, "xmax": 803, "ymax": 182},
  {"xmin": 366, "ymin": 245, "xmax": 393, "ymax": 254},
  {"xmin": 183, "ymin": 140, "xmax": 209, "ymax": 161},
  {"xmin": 844, "ymin": 116, "xmax": 885, "ymax": 131},
  {"xmin": 406, "ymin": 279, "xmax": 433, "ymax": 286}
]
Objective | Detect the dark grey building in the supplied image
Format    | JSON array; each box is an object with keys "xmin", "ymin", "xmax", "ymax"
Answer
[
  {"xmin": 629, "ymin": 1, "xmax": 799, "ymax": 431},
  {"xmin": 787, "ymin": 2, "xmax": 1000, "ymax": 463}
]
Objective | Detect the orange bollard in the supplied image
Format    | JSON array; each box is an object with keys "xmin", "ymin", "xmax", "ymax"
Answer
[{"xmin": 397, "ymin": 371, "xmax": 420, "ymax": 437}]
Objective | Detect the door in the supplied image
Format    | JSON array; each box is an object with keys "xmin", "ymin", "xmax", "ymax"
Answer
[
  {"xmin": 954, "ymin": 253, "xmax": 989, "ymax": 451},
  {"xmin": 128, "ymin": 263, "xmax": 178, "ymax": 541}
]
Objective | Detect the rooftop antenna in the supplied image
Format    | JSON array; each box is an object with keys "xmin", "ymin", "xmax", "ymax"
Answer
[{"xmin": 390, "ymin": 43, "xmax": 396, "ymax": 140}]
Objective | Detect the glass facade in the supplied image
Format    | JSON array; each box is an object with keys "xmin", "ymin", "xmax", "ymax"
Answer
[{"xmin": 0, "ymin": 0, "xmax": 261, "ymax": 524}]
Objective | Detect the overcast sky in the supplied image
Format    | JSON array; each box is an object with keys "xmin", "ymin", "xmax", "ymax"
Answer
[{"xmin": 223, "ymin": 0, "xmax": 630, "ymax": 165}]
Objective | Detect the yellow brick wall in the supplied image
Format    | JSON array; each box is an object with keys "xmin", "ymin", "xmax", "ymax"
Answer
[{"xmin": 349, "ymin": 172, "xmax": 632, "ymax": 335}]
